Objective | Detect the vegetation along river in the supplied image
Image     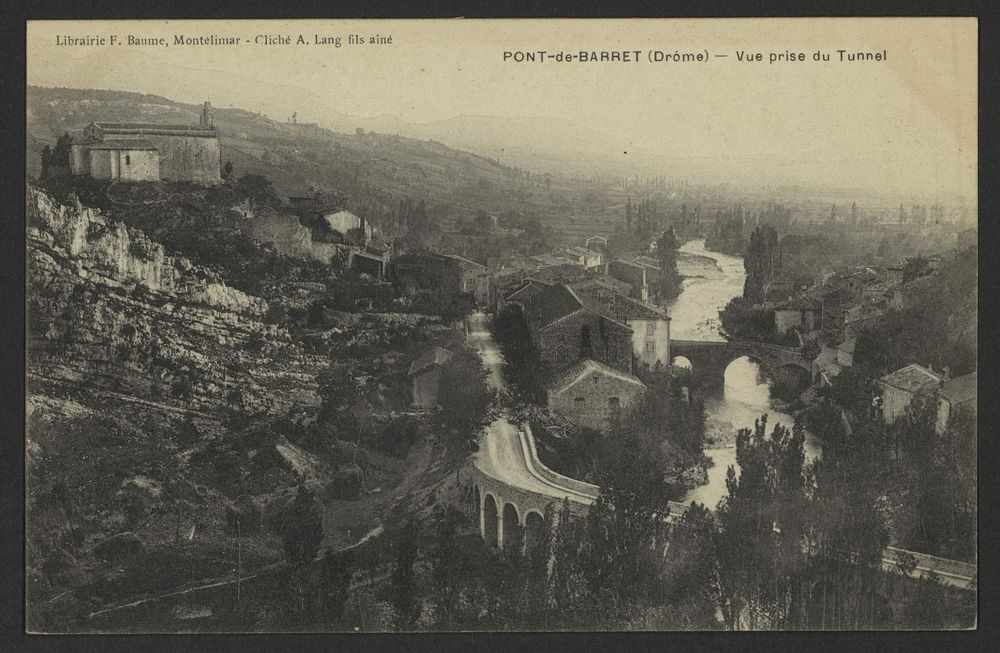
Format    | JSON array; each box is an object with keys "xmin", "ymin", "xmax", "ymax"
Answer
[{"xmin": 666, "ymin": 239, "xmax": 822, "ymax": 509}]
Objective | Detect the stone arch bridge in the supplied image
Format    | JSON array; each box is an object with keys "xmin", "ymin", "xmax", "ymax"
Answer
[{"xmin": 670, "ymin": 339, "xmax": 814, "ymax": 390}]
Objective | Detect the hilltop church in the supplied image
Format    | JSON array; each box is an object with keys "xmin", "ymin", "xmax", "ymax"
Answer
[{"xmin": 68, "ymin": 102, "xmax": 222, "ymax": 185}]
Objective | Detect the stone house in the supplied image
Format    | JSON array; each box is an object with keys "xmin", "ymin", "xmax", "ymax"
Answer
[
  {"xmin": 572, "ymin": 284, "xmax": 671, "ymax": 369},
  {"xmin": 392, "ymin": 252, "xmax": 463, "ymax": 295},
  {"xmin": 523, "ymin": 283, "xmax": 634, "ymax": 374},
  {"xmin": 774, "ymin": 294, "xmax": 822, "ymax": 335},
  {"xmin": 562, "ymin": 246, "xmax": 604, "ymax": 270},
  {"xmin": 408, "ymin": 346, "xmax": 454, "ymax": 408},
  {"xmin": 936, "ymin": 372, "xmax": 976, "ymax": 434},
  {"xmin": 547, "ymin": 359, "xmax": 647, "ymax": 431},
  {"xmin": 877, "ymin": 363, "xmax": 943, "ymax": 425},
  {"xmin": 607, "ymin": 260, "xmax": 650, "ymax": 301},
  {"xmin": 443, "ymin": 254, "xmax": 489, "ymax": 306},
  {"xmin": 69, "ymin": 102, "xmax": 221, "ymax": 185},
  {"xmin": 501, "ymin": 277, "xmax": 554, "ymax": 312},
  {"xmin": 835, "ymin": 338, "xmax": 856, "ymax": 367}
]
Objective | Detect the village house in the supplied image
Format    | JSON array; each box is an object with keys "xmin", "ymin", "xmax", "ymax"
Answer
[
  {"xmin": 835, "ymin": 337, "xmax": 856, "ymax": 368},
  {"xmin": 522, "ymin": 283, "xmax": 635, "ymax": 375},
  {"xmin": 392, "ymin": 251, "xmax": 464, "ymax": 295},
  {"xmin": 936, "ymin": 372, "xmax": 976, "ymax": 434},
  {"xmin": 607, "ymin": 260, "xmax": 651, "ymax": 301},
  {"xmin": 442, "ymin": 254, "xmax": 489, "ymax": 306},
  {"xmin": 501, "ymin": 277, "xmax": 554, "ymax": 312},
  {"xmin": 561, "ymin": 246, "xmax": 604, "ymax": 270},
  {"xmin": 547, "ymin": 359, "xmax": 647, "ymax": 431},
  {"xmin": 408, "ymin": 346, "xmax": 454, "ymax": 408},
  {"xmin": 69, "ymin": 102, "xmax": 221, "ymax": 185},
  {"xmin": 774, "ymin": 294, "xmax": 822, "ymax": 335},
  {"xmin": 877, "ymin": 363, "xmax": 944, "ymax": 425},
  {"xmin": 572, "ymin": 284, "xmax": 671, "ymax": 369},
  {"xmin": 843, "ymin": 301, "xmax": 889, "ymax": 339}
]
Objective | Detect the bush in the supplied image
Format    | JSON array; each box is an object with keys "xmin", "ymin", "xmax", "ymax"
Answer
[
  {"xmin": 93, "ymin": 532, "xmax": 144, "ymax": 563},
  {"xmin": 327, "ymin": 465, "xmax": 364, "ymax": 500}
]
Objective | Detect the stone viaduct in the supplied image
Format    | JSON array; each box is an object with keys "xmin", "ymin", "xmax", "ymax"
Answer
[{"xmin": 469, "ymin": 422, "xmax": 977, "ymax": 590}]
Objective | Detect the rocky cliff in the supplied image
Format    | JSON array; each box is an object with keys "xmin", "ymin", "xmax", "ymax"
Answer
[{"xmin": 27, "ymin": 187, "xmax": 324, "ymax": 414}]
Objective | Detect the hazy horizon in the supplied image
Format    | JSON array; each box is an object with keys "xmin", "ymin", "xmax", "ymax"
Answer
[{"xmin": 27, "ymin": 18, "xmax": 977, "ymax": 203}]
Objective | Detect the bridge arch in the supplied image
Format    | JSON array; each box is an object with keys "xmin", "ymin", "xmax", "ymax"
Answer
[
  {"xmin": 482, "ymin": 493, "xmax": 498, "ymax": 547},
  {"xmin": 501, "ymin": 502, "xmax": 523, "ymax": 551}
]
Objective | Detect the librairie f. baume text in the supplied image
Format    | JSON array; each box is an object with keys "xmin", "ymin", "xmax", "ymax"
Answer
[{"xmin": 502, "ymin": 49, "xmax": 888, "ymax": 63}]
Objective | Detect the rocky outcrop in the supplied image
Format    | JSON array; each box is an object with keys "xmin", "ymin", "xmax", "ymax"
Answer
[{"xmin": 27, "ymin": 186, "xmax": 323, "ymax": 413}]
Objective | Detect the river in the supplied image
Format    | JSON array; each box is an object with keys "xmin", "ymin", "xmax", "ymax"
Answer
[{"xmin": 666, "ymin": 239, "xmax": 821, "ymax": 509}]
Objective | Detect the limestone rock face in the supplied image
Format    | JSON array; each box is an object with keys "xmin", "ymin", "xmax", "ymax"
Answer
[{"xmin": 27, "ymin": 187, "xmax": 323, "ymax": 414}]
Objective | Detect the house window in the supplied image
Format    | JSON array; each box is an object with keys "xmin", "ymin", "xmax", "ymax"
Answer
[
  {"xmin": 645, "ymin": 341, "xmax": 655, "ymax": 355},
  {"xmin": 646, "ymin": 322, "xmax": 655, "ymax": 336},
  {"xmin": 125, "ymin": 154, "xmax": 131, "ymax": 165},
  {"xmin": 608, "ymin": 348, "xmax": 617, "ymax": 363},
  {"xmin": 574, "ymin": 397, "xmax": 586, "ymax": 404},
  {"xmin": 580, "ymin": 325, "xmax": 593, "ymax": 358},
  {"xmin": 608, "ymin": 397, "xmax": 621, "ymax": 416}
]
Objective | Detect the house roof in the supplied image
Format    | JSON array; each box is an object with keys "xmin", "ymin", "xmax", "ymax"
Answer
[
  {"xmin": 530, "ymin": 263, "xmax": 592, "ymax": 283},
  {"xmin": 879, "ymin": 363, "xmax": 942, "ymax": 394},
  {"xmin": 569, "ymin": 276, "xmax": 633, "ymax": 296},
  {"xmin": 442, "ymin": 253, "xmax": 486, "ymax": 270},
  {"xmin": 548, "ymin": 358, "xmax": 647, "ymax": 394},
  {"xmin": 780, "ymin": 294, "xmax": 822, "ymax": 311},
  {"xmin": 573, "ymin": 285, "xmax": 670, "ymax": 322},
  {"xmin": 89, "ymin": 138, "xmax": 158, "ymax": 151},
  {"xmin": 939, "ymin": 373, "xmax": 976, "ymax": 405},
  {"xmin": 504, "ymin": 278, "xmax": 553, "ymax": 302},
  {"xmin": 633, "ymin": 255, "xmax": 662, "ymax": 270},
  {"xmin": 523, "ymin": 283, "xmax": 585, "ymax": 328},
  {"xmin": 408, "ymin": 346, "xmax": 454, "ymax": 377}
]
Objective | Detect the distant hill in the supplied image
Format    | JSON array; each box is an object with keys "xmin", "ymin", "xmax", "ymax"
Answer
[{"xmin": 27, "ymin": 86, "xmax": 630, "ymax": 245}]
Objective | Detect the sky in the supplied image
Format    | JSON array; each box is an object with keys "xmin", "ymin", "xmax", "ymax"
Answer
[{"xmin": 27, "ymin": 18, "xmax": 977, "ymax": 202}]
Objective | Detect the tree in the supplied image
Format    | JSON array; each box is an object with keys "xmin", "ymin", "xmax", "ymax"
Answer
[
  {"xmin": 852, "ymin": 328, "xmax": 889, "ymax": 377},
  {"xmin": 902, "ymin": 255, "xmax": 933, "ymax": 283},
  {"xmin": 319, "ymin": 547, "xmax": 353, "ymax": 624},
  {"xmin": 714, "ymin": 416, "xmax": 807, "ymax": 630},
  {"xmin": 579, "ymin": 428, "xmax": 674, "ymax": 603},
  {"xmin": 236, "ymin": 172, "xmax": 280, "ymax": 212},
  {"xmin": 429, "ymin": 506, "xmax": 465, "ymax": 629},
  {"xmin": 435, "ymin": 348, "xmax": 496, "ymax": 458},
  {"xmin": 743, "ymin": 225, "xmax": 779, "ymax": 303},
  {"xmin": 490, "ymin": 304, "xmax": 549, "ymax": 404},
  {"xmin": 390, "ymin": 518, "xmax": 421, "ymax": 629},
  {"xmin": 277, "ymin": 485, "xmax": 324, "ymax": 566}
]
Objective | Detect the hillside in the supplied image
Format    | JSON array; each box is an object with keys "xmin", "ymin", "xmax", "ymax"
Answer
[
  {"xmin": 25, "ymin": 186, "xmax": 464, "ymax": 631},
  {"xmin": 27, "ymin": 86, "xmax": 631, "ymax": 250}
]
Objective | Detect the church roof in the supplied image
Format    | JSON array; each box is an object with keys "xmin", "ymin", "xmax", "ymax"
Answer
[
  {"xmin": 92, "ymin": 121, "xmax": 217, "ymax": 137},
  {"xmin": 89, "ymin": 138, "xmax": 158, "ymax": 151}
]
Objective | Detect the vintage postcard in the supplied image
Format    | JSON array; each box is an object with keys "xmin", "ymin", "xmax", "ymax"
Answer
[{"xmin": 25, "ymin": 18, "xmax": 977, "ymax": 632}]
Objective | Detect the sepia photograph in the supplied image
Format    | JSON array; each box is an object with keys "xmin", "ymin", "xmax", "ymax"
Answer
[{"xmin": 23, "ymin": 17, "xmax": 977, "ymax": 633}]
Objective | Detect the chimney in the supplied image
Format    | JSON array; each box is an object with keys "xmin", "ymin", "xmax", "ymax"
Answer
[{"xmin": 200, "ymin": 101, "xmax": 214, "ymax": 129}]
